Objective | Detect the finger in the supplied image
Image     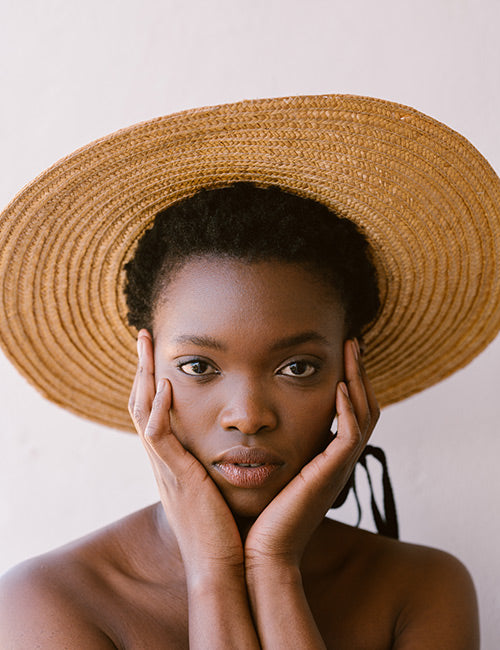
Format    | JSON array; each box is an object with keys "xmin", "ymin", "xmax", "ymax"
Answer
[
  {"xmin": 128, "ymin": 330, "xmax": 150, "ymax": 411},
  {"xmin": 357, "ymin": 349, "xmax": 380, "ymax": 436},
  {"xmin": 145, "ymin": 378, "xmax": 172, "ymax": 443},
  {"xmin": 128, "ymin": 344, "xmax": 142, "ymax": 415},
  {"xmin": 292, "ymin": 383, "xmax": 361, "ymax": 502},
  {"xmin": 144, "ymin": 378, "xmax": 197, "ymax": 476},
  {"xmin": 305, "ymin": 383, "xmax": 361, "ymax": 482},
  {"xmin": 138, "ymin": 378, "xmax": 175, "ymax": 468},
  {"xmin": 129, "ymin": 332, "xmax": 149, "ymax": 427},
  {"xmin": 344, "ymin": 339, "xmax": 371, "ymax": 436},
  {"xmin": 334, "ymin": 381, "xmax": 364, "ymax": 458},
  {"xmin": 316, "ymin": 360, "xmax": 378, "ymax": 484},
  {"xmin": 130, "ymin": 329, "xmax": 156, "ymax": 434}
]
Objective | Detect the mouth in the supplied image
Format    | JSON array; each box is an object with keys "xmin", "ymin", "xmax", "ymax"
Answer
[{"xmin": 212, "ymin": 446, "xmax": 284, "ymax": 488}]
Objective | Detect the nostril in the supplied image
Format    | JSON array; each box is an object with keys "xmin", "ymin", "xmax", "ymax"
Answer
[
  {"xmin": 218, "ymin": 381, "xmax": 279, "ymax": 434},
  {"xmin": 223, "ymin": 419, "xmax": 272, "ymax": 436},
  {"xmin": 220, "ymin": 404, "xmax": 278, "ymax": 435}
]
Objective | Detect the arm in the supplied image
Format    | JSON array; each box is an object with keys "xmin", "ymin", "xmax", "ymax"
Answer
[
  {"xmin": 246, "ymin": 562, "xmax": 326, "ymax": 650},
  {"xmin": 245, "ymin": 338, "xmax": 378, "ymax": 648},
  {"xmin": 130, "ymin": 330, "xmax": 260, "ymax": 650},
  {"xmin": 245, "ymin": 339, "xmax": 480, "ymax": 649},
  {"xmin": 186, "ymin": 568, "xmax": 260, "ymax": 650}
]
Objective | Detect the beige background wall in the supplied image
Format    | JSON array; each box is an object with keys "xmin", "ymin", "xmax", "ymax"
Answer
[{"xmin": 1, "ymin": 0, "xmax": 499, "ymax": 646}]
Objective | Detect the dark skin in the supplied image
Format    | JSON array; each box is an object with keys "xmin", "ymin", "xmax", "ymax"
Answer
[{"xmin": 0, "ymin": 258, "xmax": 479, "ymax": 648}]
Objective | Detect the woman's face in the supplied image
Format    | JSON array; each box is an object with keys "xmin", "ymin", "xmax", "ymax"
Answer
[{"xmin": 152, "ymin": 256, "xmax": 346, "ymax": 518}]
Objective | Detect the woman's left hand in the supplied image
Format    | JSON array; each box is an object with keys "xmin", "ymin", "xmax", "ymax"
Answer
[{"xmin": 244, "ymin": 338, "xmax": 379, "ymax": 570}]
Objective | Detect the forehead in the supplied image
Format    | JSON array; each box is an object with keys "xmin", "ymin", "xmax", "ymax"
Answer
[{"xmin": 153, "ymin": 257, "xmax": 345, "ymax": 344}]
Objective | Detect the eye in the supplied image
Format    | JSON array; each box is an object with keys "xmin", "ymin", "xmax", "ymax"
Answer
[
  {"xmin": 177, "ymin": 359, "xmax": 218, "ymax": 376},
  {"xmin": 278, "ymin": 360, "xmax": 319, "ymax": 378}
]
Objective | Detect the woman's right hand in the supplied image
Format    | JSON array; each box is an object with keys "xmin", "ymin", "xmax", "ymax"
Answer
[{"xmin": 128, "ymin": 329, "xmax": 244, "ymax": 585}]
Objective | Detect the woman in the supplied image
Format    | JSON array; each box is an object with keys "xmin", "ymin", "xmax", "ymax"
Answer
[{"xmin": 1, "ymin": 95, "xmax": 498, "ymax": 648}]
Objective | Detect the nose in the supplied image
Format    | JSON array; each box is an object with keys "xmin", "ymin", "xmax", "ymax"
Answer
[{"xmin": 219, "ymin": 377, "xmax": 278, "ymax": 435}]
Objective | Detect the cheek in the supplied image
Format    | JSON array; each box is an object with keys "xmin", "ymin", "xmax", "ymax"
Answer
[
  {"xmin": 152, "ymin": 356, "xmax": 211, "ymax": 443},
  {"xmin": 153, "ymin": 352, "xmax": 341, "ymax": 461},
  {"xmin": 280, "ymin": 384, "xmax": 338, "ymax": 461},
  {"xmin": 298, "ymin": 388, "xmax": 337, "ymax": 432},
  {"xmin": 166, "ymin": 380, "xmax": 218, "ymax": 453}
]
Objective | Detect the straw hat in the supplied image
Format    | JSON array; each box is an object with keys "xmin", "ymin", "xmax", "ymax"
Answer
[{"xmin": 1, "ymin": 94, "xmax": 499, "ymax": 432}]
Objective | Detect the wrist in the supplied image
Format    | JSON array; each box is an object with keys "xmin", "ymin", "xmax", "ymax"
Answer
[
  {"xmin": 245, "ymin": 543, "xmax": 301, "ymax": 572},
  {"xmin": 245, "ymin": 557, "xmax": 302, "ymax": 588},
  {"xmin": 185, "ymin": 559, "xmax": 246, "ymax": 592}
]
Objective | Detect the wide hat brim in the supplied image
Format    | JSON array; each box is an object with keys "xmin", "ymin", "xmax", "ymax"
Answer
[{"xmin": 1, "ymin": 94, "xmax": 500, "ymax": 432}]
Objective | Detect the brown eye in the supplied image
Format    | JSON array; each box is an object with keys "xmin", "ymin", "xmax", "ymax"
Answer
[
  {"xmin": 179, "ymin": 360, "xmax": 215, "ymax": 376},
  {"xmin": 279, "ymin": 361, "xmax": 318, "ymax": 377}
]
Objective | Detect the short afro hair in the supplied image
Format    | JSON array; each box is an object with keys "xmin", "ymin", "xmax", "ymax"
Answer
[{"xmin": 124, "ymin": 183, "xmax": 380, "ymax": 338}]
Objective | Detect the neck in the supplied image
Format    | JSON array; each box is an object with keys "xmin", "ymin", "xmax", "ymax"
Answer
[
  {"xmin": 152, "ymin": 501, "xmax": 340, "ymax": 579},
  {"xmin": 234, "ymin": 515, "xmax": 257, "ymax": 543},
  {"xmin": 153, "ymin": 501, "xmax": 256, "ymax": 544}
]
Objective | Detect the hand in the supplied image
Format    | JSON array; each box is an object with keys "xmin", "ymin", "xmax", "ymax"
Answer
[
  {"xmin": 128, "ymin": 329, "xmax": 244, "ymax": 583},
  {"xmin": 244, "ymin": 338, "xmax": 379, "ymax": 569}
]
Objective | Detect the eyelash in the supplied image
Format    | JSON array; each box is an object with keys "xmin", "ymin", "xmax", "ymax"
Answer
[
  {"xmin": 176, "ymin": 358, "xmax": 321, "ymax": 379},
  {"xmin": 176, "ymin": 359, "xmax": 219, "ymax": 377},
  {"xmin": 278, "ymin": 360, "xmax": 321, "ymax": 378}
]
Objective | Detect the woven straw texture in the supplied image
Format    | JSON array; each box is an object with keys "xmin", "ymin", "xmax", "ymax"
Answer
[{"xmin": 1, "ymin": 94, "xmax": 500, "ymax": 432}]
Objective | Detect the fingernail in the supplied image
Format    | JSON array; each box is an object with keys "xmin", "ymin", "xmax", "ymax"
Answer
[
  {"xmin": 137, "ymin": 336, "xmax": 143, "ymax": 357},
  {"xmin": 157, "ymin": 378, "xmax": 166, "ymax": 393},
  {"xmin": 339, "ymin": 381, "xmax": 348, "ymax": 396},
  {"xmin": 352, "ymin": 339, "xmax": 359, "ymax": 361}
]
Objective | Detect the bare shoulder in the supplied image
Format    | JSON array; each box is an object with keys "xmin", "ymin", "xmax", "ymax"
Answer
[
  {"xmin": 0, "ymin": 504, "xmax": 185, "ymax": 649},
  {"xmin": 388, "ymin": 537, "xmax": 479, "ymax": 649},
  {"xmin": 318, "ymin": 520, "xmax": 479, "ymax": 649},
  {"xmin": 0, "ymin": 542, "xmax": 116, "ymax": 648}
]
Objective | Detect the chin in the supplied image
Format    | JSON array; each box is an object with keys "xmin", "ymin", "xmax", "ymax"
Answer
[{"xmin": 223, "ymin": 488, "xmax": 278, "ymax": 519}]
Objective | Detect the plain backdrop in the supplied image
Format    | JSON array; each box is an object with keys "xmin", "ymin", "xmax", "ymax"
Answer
[{"xmin": 1, "ymin": 0, "xmax": 499, "ymax": 646}]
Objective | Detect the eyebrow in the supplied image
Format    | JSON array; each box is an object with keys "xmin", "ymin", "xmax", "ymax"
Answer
[
  {"xmin": 269, "ymin": 331, "xmax": 331, "ymax": 351},
  {"xmin": 173, "ymin": 334, "xmax": 227, "ymax": 351},
  {"xmin": 173, "ymin": 331, "xmax": 330, "ymax": 352}
]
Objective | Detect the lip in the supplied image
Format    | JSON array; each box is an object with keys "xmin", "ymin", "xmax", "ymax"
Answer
[{"xmin": 212, "ymin": 446, "xmax": 284, "ymax": 488}]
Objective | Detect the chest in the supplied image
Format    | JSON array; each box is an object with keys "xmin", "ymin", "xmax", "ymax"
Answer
[
  {"xmin": 304, "ymin": 571, "xmax": 398, "ymax": 649},
  {"xmin": 100, "ymin": 580, "xmax": 189, "ymax": 650},
  {"xmin": 102, "ymin": 569, "xmax": 399, "ymax": 649}
]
